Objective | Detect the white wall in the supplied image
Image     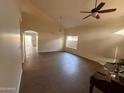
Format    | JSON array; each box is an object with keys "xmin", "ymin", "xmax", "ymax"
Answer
[
  {"xmin": 64, "ymin": 17, "xmax": 124, "ymax": 65},
  {"xmin": 0, "ymin": 0, "xmax": 22, "ymax": 93}
]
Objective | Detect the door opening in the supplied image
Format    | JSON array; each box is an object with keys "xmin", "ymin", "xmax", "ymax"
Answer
[
  {"xmin": 23, "ymin": 30, "xmax": 38, "ymax": 60},
  {"xmin": 25, "ymin": 35, "xmax": 32, "ymax": 48}
]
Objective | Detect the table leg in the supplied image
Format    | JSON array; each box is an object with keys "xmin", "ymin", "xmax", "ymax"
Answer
[{"xmin": 89, "ymin": 84, "xmax": 94, "ymax": 93}]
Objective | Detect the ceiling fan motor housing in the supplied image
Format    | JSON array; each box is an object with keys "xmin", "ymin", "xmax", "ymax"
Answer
[
  {"xmin": 92, "ymin": 12, "xmax": 98, "ymax": 17},
  {"xmin": 91, "ymin": 12, "xmax": 100, "ymax": 19},
  {"xmin": 92, "ymin": 8, "xmax": 97, "ymax": 12}
]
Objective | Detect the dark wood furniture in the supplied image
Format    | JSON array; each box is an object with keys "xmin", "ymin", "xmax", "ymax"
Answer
[
  {"xmin": 111, "ymin": 77, "xmax": 124, "ymax": 93},
  {"xmin": 90, "ymin": 70, "xmax": 124, "ymax": 93}
]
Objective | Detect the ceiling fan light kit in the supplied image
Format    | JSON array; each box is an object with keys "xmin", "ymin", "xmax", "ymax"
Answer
[{"xmin": 80, "ymin": 0, "xmax": 117, "ymax": 20}]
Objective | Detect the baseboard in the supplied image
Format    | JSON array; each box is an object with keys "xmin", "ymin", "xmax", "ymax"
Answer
[
  {"xmin": 64, "ymin": 51, "xmax": 109, "ymax": 65},
  {"xmin": 17, "ymin": 68, "xmax": 23, "ymax": 93},
  {"xmin": 81, "ymin": 55, "xmax": 104, "ymax": 65},
  {"xmin": 71, "ymin": 52, "xmax": 115, "ymax": 65},
  {"xmin": 38, "ymin": 50, "xmax": 64, "ymax": 53},
  {"xmin": 39, "ymin": 50, "xmax": 112, "ymax": 65}
]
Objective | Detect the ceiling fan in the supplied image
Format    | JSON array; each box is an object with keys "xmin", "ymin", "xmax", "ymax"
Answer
[{"xmin": 80, "ymin": 0, "xmax": 117, "ymax": 20}]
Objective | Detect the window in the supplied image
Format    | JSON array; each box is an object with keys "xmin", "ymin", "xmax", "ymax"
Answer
[
  {"xmin": 115, "ymin": 29, "xmax": 124, "ymax": 36},
  {"xmin": 66, "ymin": 36, "xmax": 78, "ymax": 49}
]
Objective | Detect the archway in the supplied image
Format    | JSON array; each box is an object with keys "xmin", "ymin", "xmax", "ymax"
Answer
[{"xmin": 23, "ymin": 30, "xmax": 38, "ymax": 59}]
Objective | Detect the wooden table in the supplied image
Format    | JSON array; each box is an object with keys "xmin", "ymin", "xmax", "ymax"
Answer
[{"xmin": 90, "ymin": 70, "xmax": 124, "ymax": 93}]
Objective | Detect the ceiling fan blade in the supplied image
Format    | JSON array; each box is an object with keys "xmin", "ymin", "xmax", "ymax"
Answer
[
  {"xmin": 80, "ymin": 11, "xmax": 91, "ymax": 13},
  {"xmin": 95, "ymin": 0, "xmax": 98, "ymax": 8},
  {"xmin": 82, "ymin": 14, "xmax": 91, "ymax": 20},
  {"xmin": 95, "ymin": 2, "xmax": 105, "ymax": 11},
  {"xmin": 98, "ymin": 8, "xmax": 117, "ymax": 13}
]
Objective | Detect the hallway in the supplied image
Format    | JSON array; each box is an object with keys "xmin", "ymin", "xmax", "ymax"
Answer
[{"xmin": 20, "ymin": 52, "xmax": 102, "ymax": 93}]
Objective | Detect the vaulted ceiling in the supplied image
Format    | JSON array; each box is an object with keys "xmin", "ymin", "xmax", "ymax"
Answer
[{"xmin": 22, "ymin": 0, "xmax": 124, "ymax": 28}]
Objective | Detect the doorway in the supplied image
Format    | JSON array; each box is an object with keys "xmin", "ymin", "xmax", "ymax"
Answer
[{"xmin": 23, "ymin": 31, "xmax": 38, "ymax": 59}]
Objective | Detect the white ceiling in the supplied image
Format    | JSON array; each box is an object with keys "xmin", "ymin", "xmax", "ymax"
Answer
[{"xmin": 23, "ymin": 0, "xmax": 124, "ymax": 28}]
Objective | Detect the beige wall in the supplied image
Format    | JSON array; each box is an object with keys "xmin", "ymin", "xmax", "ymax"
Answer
[
  {"xmin": 0, "ymin": 0, "xmax": 22, "ymax": 93},
  {"xmin": 64, "ymin": 17, "xmax": 124, "ymax": 65},
  {"xmin": 21, "ymin": 1, "xmax": 64, "ymax": 53}
]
